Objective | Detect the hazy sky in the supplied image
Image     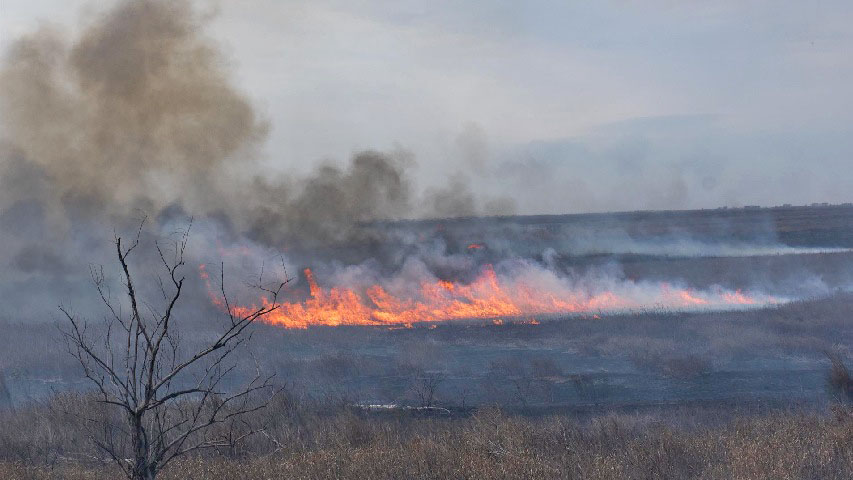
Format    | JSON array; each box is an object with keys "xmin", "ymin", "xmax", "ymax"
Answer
[{"xmin": 2, "ymin": 0, "xmax": 852, "ymax": 214}]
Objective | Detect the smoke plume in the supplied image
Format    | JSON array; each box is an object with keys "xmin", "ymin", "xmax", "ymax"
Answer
[
  {"xmin": 0, "ymin": 0, "xmax": 508, "ymax": 252},
  {"xmin": 0, "ymin": 0, "xmax": 265, "ymax": 221}
]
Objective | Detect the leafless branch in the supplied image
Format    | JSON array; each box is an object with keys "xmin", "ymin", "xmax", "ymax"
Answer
[{"xmin": 60, "ymin": 219, "xmax": 279, "ymax": 480}]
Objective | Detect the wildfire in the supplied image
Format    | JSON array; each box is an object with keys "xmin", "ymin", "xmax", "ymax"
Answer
[
  {"xmin": 201, "ymin": 264, "xmax": 780, "ymax": 329},
  {"xmin": 467, "ymin": 243, "xmax": 485, "ymax": 250}
]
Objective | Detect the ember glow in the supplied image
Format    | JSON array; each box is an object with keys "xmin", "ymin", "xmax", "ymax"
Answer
[{"xmin": 202, "ymin": 264, "xmax": 781, "ymax": 329}]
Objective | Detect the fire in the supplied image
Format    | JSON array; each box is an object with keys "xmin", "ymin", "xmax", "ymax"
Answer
[
  {"xmin": 722, "ymin": 289, "xmax": 759, "ymax": 305},
  {"xmin": 467, "ymin": 243, "xmax": 485, "ymax": 250},
  {"xmin": 202, "ymin": 264, "xmax": 781, "ymax": 329}
]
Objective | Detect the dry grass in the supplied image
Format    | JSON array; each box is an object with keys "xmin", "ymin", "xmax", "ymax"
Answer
[{"xmin": 1, "ymin": 404, "xmax": 851, "ymax": 480}]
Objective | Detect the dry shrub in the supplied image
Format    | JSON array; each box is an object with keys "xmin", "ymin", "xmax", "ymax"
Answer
[{"xmin": 827, "ymin": 352, "xmax": 853, "ymax": 401}]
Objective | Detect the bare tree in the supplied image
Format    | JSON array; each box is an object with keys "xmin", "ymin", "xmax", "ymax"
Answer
[
  {"xmin": 411, "ymin": 370, "xmax": 446, "ymax": 408},
  {"xmin": 60, "ymin": 220, "xmax": 288, "ymax": 480}
]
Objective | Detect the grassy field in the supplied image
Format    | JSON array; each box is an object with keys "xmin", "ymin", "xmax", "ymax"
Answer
[{"xmin": 1, "ymin": 401, "xmax": 851, "ymax": 480}]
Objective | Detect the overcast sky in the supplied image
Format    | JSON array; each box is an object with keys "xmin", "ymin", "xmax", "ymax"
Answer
[{"xmin": 2, "ymin": 0, "xmax": 852, "ymax": 214}]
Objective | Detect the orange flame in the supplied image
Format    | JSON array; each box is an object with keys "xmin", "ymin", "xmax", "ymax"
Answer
[
  {"xmin": 202, "ymin": 264, "xmax": 780, "ymax": 329},
  {"xmin": 467, "ymin": 243, "xmax": 485, "ymax": 250}
]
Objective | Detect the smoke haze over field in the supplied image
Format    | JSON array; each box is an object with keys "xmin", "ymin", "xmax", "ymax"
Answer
[
  {"xmin": 1, "ymin": 0, "xmax": 853, "ymax": 324},
  {"xmin": 0, "ymin": 0, "xmax": 526, "ymax": 254},
  {"xmin": 3, "ymin": 1, "xmax": 853, "ymax": 214},
  {"xmin": 1, "ymin": 1, "xmax": 853, "ymax": 423}
]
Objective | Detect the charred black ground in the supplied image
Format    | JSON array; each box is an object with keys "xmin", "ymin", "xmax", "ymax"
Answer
[{"xmin": 2, "ymin": 204, "xmax": 852, "ymax": 412}]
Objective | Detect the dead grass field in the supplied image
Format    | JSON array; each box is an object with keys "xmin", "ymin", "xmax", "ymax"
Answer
[{"xmin": 1, "ymin": 402, "xmax": 850, "ymax": 480}]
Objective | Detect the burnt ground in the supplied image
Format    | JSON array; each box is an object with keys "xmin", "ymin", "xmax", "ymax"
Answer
[{"xmin": 2, "ymin": 204, "xmax": 853, "ymax": 411}]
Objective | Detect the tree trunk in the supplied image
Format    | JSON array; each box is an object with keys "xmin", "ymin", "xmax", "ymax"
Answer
[
  {"xmin": 130, "ymin": 413, "xmax": 156, "ymax": 480},
  {"xmin": 0, "ymin": 371, "xmax": 12, "ymax": 411}
]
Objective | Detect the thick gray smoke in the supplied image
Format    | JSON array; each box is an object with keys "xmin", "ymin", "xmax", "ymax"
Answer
[
  {"xmin": 0, "ymin": 0, "xmax": 265, "ymax": 223},
  {"xmin": 0, "ymin": 0, "xmax": 508, "ymax": 253},
  {"xmin": 0, "ymin": 0, "xmax": 521, "ymax": 320},
  {"xmin": 245, "ymin": 149, "xmax": 414, "ymax": 247}
]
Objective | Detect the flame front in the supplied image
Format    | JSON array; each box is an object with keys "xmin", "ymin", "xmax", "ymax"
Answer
[{"xmin": 202, "ymin": 264, "xmax": 780, "ymax": 329}]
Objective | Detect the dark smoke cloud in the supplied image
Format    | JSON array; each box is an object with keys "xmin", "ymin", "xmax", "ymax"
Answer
[
  {"xmin": 423, "ymin": 174, "xmax": 477, "ymax": 218},
  {"xmin": 0, "ymin": 0, "xmax": 418, "ymax": 317},
  {"xmin": 0, "ymin": 0, "xmax": 523, "ymax": 325},
  {"xmin": 0, "ymin": 0, "xmax": 265, "ymax": 221},
  {"xmin": 0, "ymin": 0, "xmax": 508, "ymax": 253},
  {"xmin": 245, "ymin": 149, "xmax": 414, "ymax": 247}
]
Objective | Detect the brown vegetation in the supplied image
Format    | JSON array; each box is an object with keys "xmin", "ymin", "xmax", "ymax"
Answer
[{"xmin": 0, "ymin": 394, "xmax": 851, "ymax": 480}]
